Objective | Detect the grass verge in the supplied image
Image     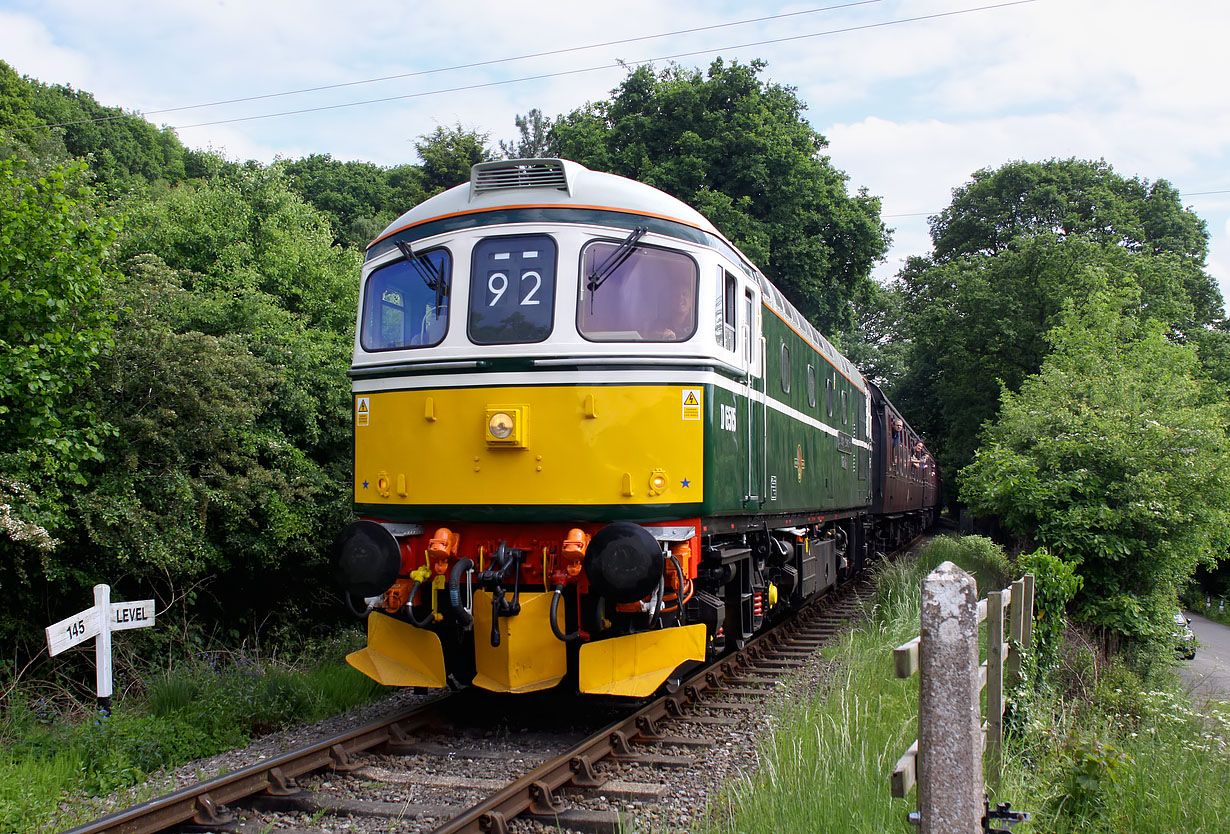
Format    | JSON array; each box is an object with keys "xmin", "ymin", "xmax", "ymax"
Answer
[
  {"xmin": 699, "ymin": 534, "xmax": 1230, "ymax": 834},
  {"xmin": 0, "ymin": 630, "xmax": 390, "ymax": 833}
]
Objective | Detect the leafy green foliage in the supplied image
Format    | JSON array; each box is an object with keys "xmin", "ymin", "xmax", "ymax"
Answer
[
  {"xmin": 0, "ymin": 157, "xmax": 117, "ymax": 472},
  {"xmin": 830, "ymin": 281, "xmax": 908, "ymax": 389},
  {"xmin": 499, "ymin": 108, "xmax": 553, "ymax": 159},
  {"xmin": 895, "ymin": 235, "xmax": 1199, "ymax": 477},
  {"xmin": 929, "ymin": 159, "xmax": 1218, "ymax": 324},
  {"xmin": 72, "ymin": 166, "xmax": 361, "ymax": 589},
  {"xmin": 280, "ymin": 154, "xmax": 424, "ymax": 248},
  {"xmin": 0, "ymin": 60, "xmax": 207, "ymax": 192},
  {"xmin": 960, "ymin": 290, "xmax": 1230, "ymax": 645},
  {"xmin": 415, "ymin": 124, "xmax": 495, "ymax": 195},
  {"xmin": 892, "ymin": 158, "xmax": 1225, "ymax": 487},
  {"xmin": 0, "ymin": 157, "xmax": 120, "ymax": 628},
  {"xmin": 1017, "ymin": 547, "xmax": 1081, "ymax": 680},
  {"xmin": 549, "ymin": 59, "xmax": 888, "ymax": 333}
]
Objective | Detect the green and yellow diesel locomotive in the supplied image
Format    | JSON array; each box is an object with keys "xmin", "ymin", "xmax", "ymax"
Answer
[{"xmin": 334, "ymin": 159, "xmax": 938, "ymax": 697}]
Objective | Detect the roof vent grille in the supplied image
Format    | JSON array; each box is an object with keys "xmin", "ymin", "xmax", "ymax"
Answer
[{"xmin": 470, "ymin": 158, "xmax": 570, "ymax": 200}]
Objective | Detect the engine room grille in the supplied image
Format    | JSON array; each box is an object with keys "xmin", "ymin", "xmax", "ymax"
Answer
[{"xmin": 470, "ymin": 158, "xmax": 571, "ymax": 199}]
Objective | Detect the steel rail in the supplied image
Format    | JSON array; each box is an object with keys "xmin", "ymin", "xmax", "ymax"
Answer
[
  {"xmin": 430, "ymin": 576, "xmax": 871, "ymax": 833},
  {"xmin": 58, "ymin": 694, "xmax": 452, "ymax": 834},
  {"xmin": 60, "ymin": 538, "xmax": 908, "ymax": 834}
]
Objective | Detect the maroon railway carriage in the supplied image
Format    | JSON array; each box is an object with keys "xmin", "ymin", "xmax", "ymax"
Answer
[{"xmin": 868, "ymin": 381, "xmax": 940, "ymax": 550}]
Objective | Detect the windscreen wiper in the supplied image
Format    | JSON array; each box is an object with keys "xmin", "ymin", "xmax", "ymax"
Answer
[
  {"xmin": 396, "ymin": 240, "xmax": 449, "ymax": 315},
  {"xmin": 585, "ymin": 226, "xmax": 647, "ymax": 295}
]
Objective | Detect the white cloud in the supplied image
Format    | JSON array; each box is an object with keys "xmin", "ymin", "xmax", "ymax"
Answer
[
  {"xmin": 0, "ymin": 12, "xmax": 91, "ymax": 85},
  {"xmin": 4, "ymin": 0, "xmax": 1228, "ymax": 309}
]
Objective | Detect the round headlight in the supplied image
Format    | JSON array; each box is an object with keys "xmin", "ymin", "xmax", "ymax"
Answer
[{"xmin": 488, "ymin": 412, "xmax": 515, "ymax": 439}]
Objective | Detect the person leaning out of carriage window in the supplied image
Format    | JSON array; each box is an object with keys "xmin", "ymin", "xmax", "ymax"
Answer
[{"xmin": 911, "ymin": 440, "xmax": 931, "ymax": 472}]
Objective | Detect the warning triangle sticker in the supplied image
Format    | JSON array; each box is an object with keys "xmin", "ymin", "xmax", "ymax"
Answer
[
  {"xmin": 684, "ymin": 392, "xmax": 698, "ymax": 406},
  {"xmin": 357, "ymin": 400, "xmax": 369, "ymax": 412}
]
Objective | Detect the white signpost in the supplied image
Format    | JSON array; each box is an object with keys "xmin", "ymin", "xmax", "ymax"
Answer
[{"xmin": 45, "ymin": 584, "xmax": 156, "ymax": 714}]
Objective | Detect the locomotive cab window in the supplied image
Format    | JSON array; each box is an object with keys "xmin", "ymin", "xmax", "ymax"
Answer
[
  {"xmin": 825, "ymin": 376, "xmax": 834, "ymax": 417},
  {"xmin": 469, "ymin": 234, "xmax": 557, "ymax": 345},
  {"xmin": 578, "ymin": 240, "xmax": 698, "ymax": 342},
  {"xmin": 718, "ymin": 269, "xmax": 738, "ymax": 351},
  {"xmin": 360, "ymin": 247, "xmax": 452, "ymax": 351},
  {"xmin": 807, "ymin": 364, "xmax": 816, "ymax": 408}
]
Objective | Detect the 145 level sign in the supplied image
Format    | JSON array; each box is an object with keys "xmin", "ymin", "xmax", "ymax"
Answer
[
  {"xmin": 46, "ymin": 590, "xmax": 156, "ymax": 656},
  {"xmin": 45, "ymin": 585, "xmax": 156, "ymax": 713}
]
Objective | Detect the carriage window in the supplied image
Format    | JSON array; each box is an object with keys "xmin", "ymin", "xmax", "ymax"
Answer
[
  {"xmin": 360, "ymin": 248, "xmax": 452, "ymax": 351},
  {"xmin": 578, "ymin": 241, "xmax": 697, "ymax": 342},
  {"xmin": 469, "ymin": 235, "xmax": 557, "ymax": 345},
  {"xmin": 807, "ymin": 364, "xmax": 816, "ymax": 408}
]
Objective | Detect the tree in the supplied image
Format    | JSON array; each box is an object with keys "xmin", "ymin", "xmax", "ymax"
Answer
[
  {"xmin": 960, "ymin": 289, "xmax": 1230, "ymax": 646},
  {"xmin": 499, "ymin": 109, "xmax": 553, "ymax": 159},
  {"xmin": 928, "ymin": 159, "xmax": 1221, "ymax": 324},
  {"xmin": 894, "ymin": 236, "xmax": 1196, "ymax": 477},
  {"xmin": 0, "ymin": 60, "xmax": 197, "ymax": 193},
  {"xmin": 892, "ymin": 158, "xmax": 1226, "ymax": 484},
  {"xmin": 31, "ymin": 163, "xmax": 363, "ymax": 641},
  {"xmin": 831, "ymin": 281, "xmax": 908, "ymax": 390},
  {"xmin": 0, "ymin": 157, "xmax": 116, "ymax": 484},
  {"xmin": 547, "ymin": 59, "xmax": 889, "ymax": 334},
  {"xmin": 0, "ymin": 156, "xmax": 118, "ymax": 642},
  {"xmin": 280, "ymin": 154, "xmax": 424, "ymax": 249},
  {"xmin": 414, "ymin": 124, "xmax": 495, "ymax": 195}
]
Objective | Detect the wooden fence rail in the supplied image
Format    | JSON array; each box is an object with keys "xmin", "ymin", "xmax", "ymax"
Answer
[{"xmin": 890, "ymin": 562, "xmax": 1035, "ymax": 831}]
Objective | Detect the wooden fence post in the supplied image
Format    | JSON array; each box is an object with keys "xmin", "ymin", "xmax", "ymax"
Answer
[
  {"xmin": 1005, "ymin": 577, "xmax": 1026, "ymax": 684},
  {"xmin": 919, "ymin": 561, "xmax": 983, "ymax": 834},
  {"xmin": 1021, "ymin": 574, "xmax": 1035, "ymax": 656},
  {"xmin": 986, "ymin": 589, "xmax": 1005, "ymax": 790}
]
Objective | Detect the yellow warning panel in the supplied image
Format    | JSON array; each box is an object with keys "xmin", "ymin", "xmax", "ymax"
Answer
[
  {"xmin": 578, "ymin": 624, "xmax": 707, "ymax": 697},
  {"xmin": 346, "ymin": 611, "xmax": 446, "ymax": 688},
  {"xmin": 472, "ymin": 591, "xmax": 567, "ymax": 693}
]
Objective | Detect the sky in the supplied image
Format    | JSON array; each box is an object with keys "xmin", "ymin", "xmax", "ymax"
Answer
[{"xmin": 3, "ymin": 0, "xmax": 1228, "ymax": 310}]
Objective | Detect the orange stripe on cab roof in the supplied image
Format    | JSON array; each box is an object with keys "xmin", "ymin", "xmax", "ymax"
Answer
[
  {"xmin": 765, "ymin": 304, "xmax": 867, "ymax": 396},
  {"xmin": 367, "ymin": 203, "xmax": 717, "ymax": 249}
]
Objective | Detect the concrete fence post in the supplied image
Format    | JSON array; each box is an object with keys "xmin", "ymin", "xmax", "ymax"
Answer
[{"xmin": 919, "ymin": 561, "xmax": 983, "ymax": 834}]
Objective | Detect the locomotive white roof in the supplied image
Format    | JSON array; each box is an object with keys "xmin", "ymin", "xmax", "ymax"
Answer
[
  {"xmin": 373, "ymin": 158, "xmax": 722, "ymax": 243},
  {"xmin": 370, "ymin": 158, "xmax": 866, "ymax": 395}
]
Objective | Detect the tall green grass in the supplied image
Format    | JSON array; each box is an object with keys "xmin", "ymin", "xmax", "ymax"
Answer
[
  {"xmin": 700, "ymin": 535, "xmax": 1230, "ymax": 834},
  {"xmin": 999, "ymin": 658, "xmax": 1230, "ymax": 833},
  {"xmin": 0, "ymin": 630, "xmax": 390, "ymax": 833}
]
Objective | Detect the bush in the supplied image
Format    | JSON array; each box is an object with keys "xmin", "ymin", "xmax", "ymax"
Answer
[{"xmin": 920, "ymin": 534, "xmax": 1012, "ymax": 592}]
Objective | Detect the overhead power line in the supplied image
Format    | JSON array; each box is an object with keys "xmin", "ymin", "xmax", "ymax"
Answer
[
  {"xmin": 144, "ymin": 0, "xmax": 889, "ymax": 116},
  {"xmin": 167, "ymin": 0, "xmax": 1040, "ymax": 131},
  {"xmin": 13, "ymin": 0, "xmax": 1038, "ymax": 134}
]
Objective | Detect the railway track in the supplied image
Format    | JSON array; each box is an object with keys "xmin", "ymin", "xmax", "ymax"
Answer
[{"xmin": 61, "ymin": 559, "xmax": 893, "ymax": 834}]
